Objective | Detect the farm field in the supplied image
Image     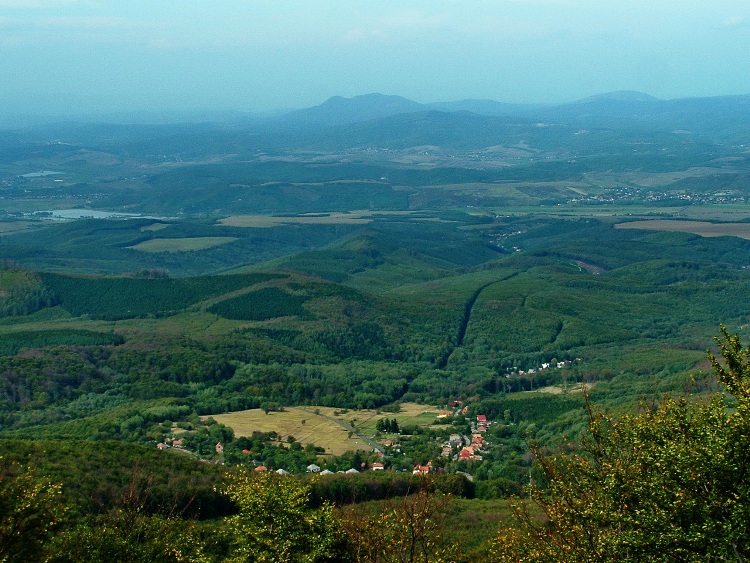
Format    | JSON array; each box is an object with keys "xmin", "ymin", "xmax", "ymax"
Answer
[
  {"xmin": 615, "ymin": 219, "xmax": 750, "ymax": 239},
  {"xmin": 0, "ymin": 221, "xmax": 41, "ymax": 234},
  {"xmin": 210, "ymin": 403, "xmax": 441, "ymax": 456},
  {"xmin": 219, "ymin": 212, "xmax": 373, "ymax": 227},
  {"xmin": 129, "ymin": 236, "xmax": 239, "ymax": 252},
  {"xmin": 209, "ymin": 407, "xmax": 361, "ymax": 456}
]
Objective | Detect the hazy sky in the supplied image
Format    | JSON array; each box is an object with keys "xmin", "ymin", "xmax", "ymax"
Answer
[{"xmin": 2, "ymin": 0, "xmax": 750, "ymax": 116}]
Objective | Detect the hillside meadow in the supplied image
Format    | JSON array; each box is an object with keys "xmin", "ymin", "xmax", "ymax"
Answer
[
  {"xmin": 130, "ymin": 236, "xmax": 240, "ymax": 252},
  {"xmin": 209, "ymin": 402, "xmax": 441, "ymax": 456}
]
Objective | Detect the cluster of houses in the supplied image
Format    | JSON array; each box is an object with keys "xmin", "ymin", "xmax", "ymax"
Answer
[
  {"xmin": 156, "ymin": 437, "xmax": 184, "ymax": 451},
  {"xmin": 157, "ymin": 435, "xmax": 389, "ymax": 475},
  {"xmin": 439, "ymin": 413, "xmax": 491, "ymax": 462},
  {"xmin": 242, "ymin": 461, "xmax": 386, "ymax": 476},
  {"xmin": 381, "ymin": 439, "xmax": 401, "ymax": 454},
  {"xmin": 504, "ymin": 359, "xmax": 575, "ymax": 377},
  {"xmin": 158, "ymin": 404, "xmax": 499, "ymax": 477}
]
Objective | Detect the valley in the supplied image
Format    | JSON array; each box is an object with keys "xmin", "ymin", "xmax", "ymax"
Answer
[{"xmin": 2, "ymin": 91, "xmax": 750, "ymax": 558}]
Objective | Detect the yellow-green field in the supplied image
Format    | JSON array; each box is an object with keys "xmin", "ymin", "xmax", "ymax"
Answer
[
  {"xmin": 535, "ymin": 382, "xmax": 592, "ymax": 395},
  {"xmin": 219, "ymin": 213, "xmax": 373, "ymax": 228},
  {"xmin": 0, "ymin": 221, "xmax": 38, "ymax": 234},
  {"xmin": 139, "ymin": 223, "xmax": 169, "ymax": 232},
  {"xmin": 210, "ymin": 408, "xmax": 362, "ymax": 455},
  {"xmin": 209, "ymin": 403, "xmax": 441, "ymax": 456},
  {"xmin": 129, "ymin": 237, "xmax": 239, "ymax": 252},
  {"xmin": 615, "ymin": 219, "xmax": 750, "ymax": 240},
  {"xmin": 337, "ymin": 402, "xmax": 443, "ymax": 436}
]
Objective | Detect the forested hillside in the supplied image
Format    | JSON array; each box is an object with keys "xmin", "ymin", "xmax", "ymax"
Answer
[
  {"xmin": 3, "ymin": 93, "xmax": 750, "ymax": 559},
  {"xmin": 2, "ymin": 328, "xmax": 748, "ymax": 561}
]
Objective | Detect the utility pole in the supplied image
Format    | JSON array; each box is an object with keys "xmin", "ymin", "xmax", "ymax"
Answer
[{"xmin": 529, "ymin": 467, "xmax": 533, "ymax": 501}]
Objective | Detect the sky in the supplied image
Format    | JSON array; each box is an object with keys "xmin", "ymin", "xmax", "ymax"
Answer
[{"xmin": 2, "ymin": 1, "xmax": 750, "ymax": 117}]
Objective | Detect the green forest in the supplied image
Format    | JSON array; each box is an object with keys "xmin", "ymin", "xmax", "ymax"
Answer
[
  {"xmin": 1, "ymin": 215, "xmax": 750, "ymax": 559},
  {"xmin": 4, "ymin": 95, "xmax": 750, "ymax": 559},
  {"xmin": 2, "ymin": 328, "xmax": 749, "ymax": 561}
]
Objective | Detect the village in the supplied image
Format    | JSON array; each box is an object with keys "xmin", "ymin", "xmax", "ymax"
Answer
[
  {"xmin": 151, "ymin": 357, "xmax": 585, "ymax": 482},
  {"xmin": 153, "ymin": 403, "xmax": 499, "ymax": 479}
]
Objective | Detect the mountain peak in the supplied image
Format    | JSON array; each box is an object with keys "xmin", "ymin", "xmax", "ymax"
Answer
[
  {"xmin": 319, "ymin": 93, "xmax": 418, "ymax": 105},
  {"xmin": 281, "ymin": 94, "xmax": 425, "ymax": 127},
  {"xmin": 575, "ymin": 90, "xmax": 660, "ymax": 104}
]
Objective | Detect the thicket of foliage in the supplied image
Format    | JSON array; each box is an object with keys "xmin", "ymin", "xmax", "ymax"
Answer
[
  {"xmin": 489, "ymin": 325, "xmax": 750, "ymax": 562},
  {"xmin": 208, "ymin": 287, "xmax": 310, "ymax": 321},
  {"xmin": 3, "ymin": 217, "xmax": 750, "ymax": 504},
  {"xmin": 0, "ymin": 269, "xmax": 57, "ymax": 317},
  {"xmin": 0, "ymin": 440, "xmax": 231, "ymax": 521},
  {"xmin": 0, "ymin": 452, "xmax": 468, "ymax": 563},
  {"xmin": 47, "ymin": 511, "xmax": 209, "ymax": 563},
  {"xmin": 223, "ymin": 470, "xmax": 343, "ymax": 562},
  {"xmin": 309, "ymin": 472, "xmax": 474, "ymax": 507},
  {"xmin": 337, "ymin": 485, "xmax": 457, "ymax": 563},
  {"xmin": 0, "ymin": 329, "xmax": 124, "ymax": 356},
  {"xmin": 39, "ymin": 272, "xmax": 282, "ymax": 320},
  {"xmin": 1, "ymin": 327, "xmax": 750, "ymax": 560},
  {"xmin": 0, "ymin": 458, "xmax": 64, "ymax": 563}
]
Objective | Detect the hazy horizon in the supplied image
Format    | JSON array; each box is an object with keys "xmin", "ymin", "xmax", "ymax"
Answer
[{"xmin": 2, "ymin": 1, "xmax": 750, "ymax": 120}]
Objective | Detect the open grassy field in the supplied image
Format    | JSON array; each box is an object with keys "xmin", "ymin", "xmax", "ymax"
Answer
[
  {"xmin": 129, "ymin": 237, "xmax": 239, "ymax": 252},
  {"xmin": 671, "ymin": 205, "xmax": 750, "ymax": 222},
  {"xmin": 0, "ymin": 221, "xmax": 40, "ymax": 234},
  {"xmin": 219, "ymin": 213, "xmax": 373, "ymax": 228},
  {"xmin": 139, "ymin": 222, "xmax": 170, "ymax": 232},
  {"xmin": 337, "ymin": 402, "xmax": 443, "ymax": 437},
  {"xmin": 586, "ymin": 166, "xmax": 735, "ymax": 189},
  {"xmin": 112, "ymin": 311, "xmax": 243, "ymax": 339},
  {"xmin": 210, "ymin": 403, "xmax": 441, "ymax": 456},
  {"xmin": 210, "ymin": 407, "xmax": 364, "ymax": 455},
  {"xmin": 477, "ymin": 204, "xmax": 750, "ymax": 222},
  {"xmin": 615, "ymin": 219, "xmax": 750, "ymax": 239},
  {"xmin": 218, "ymin": 210, "xmax": 460, "ymax": 229}
]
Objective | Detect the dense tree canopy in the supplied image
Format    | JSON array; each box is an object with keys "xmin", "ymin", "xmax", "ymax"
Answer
[
  {"xmin": 222, "ymin": 470, "xmax": 343, "ymax": 563},
  {"xmin": 0, "ymin": 459, "xmax": 64, "ymax": 563},
  {"xmin": 489, "ymin": 325, "xmax": 750, "ymax": 562}
]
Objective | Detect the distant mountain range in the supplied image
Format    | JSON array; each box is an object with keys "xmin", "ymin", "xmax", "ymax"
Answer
[
  {"xmin": 267, "ymin": 91, "xmax": 750, "ymax": 135},
  {"xmin": 267, "ymin": 93, "xmax": 539, "ymax": 128},
  {"xmin": 6, "ymin": 90, "xmax": 750, "ymax": 157}
]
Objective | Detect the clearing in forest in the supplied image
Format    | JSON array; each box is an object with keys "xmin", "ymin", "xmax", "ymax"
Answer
[
  {"xmin": 210, "ymin": 403, "xmax": 441, "ymax": 456},
  {"xmin": 219, "ymin": 213, "xmax": 372, "ymax": 228},
  {"xmin": 129, "ymin": 237, "xmax": 239, "ymax": 252}
]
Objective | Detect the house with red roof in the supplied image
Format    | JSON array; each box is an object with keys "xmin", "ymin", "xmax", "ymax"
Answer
[{"xmin": 413, "ymin": 461, "xmax": 433, "ymax": 475}]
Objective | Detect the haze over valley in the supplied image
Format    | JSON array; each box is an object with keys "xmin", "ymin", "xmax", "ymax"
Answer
[{"xmin": 3, "ymin": 1, "xmax": 750, "ymax": 560}]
